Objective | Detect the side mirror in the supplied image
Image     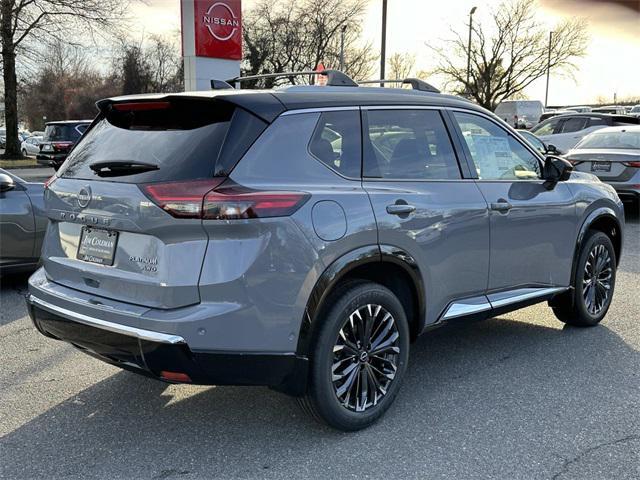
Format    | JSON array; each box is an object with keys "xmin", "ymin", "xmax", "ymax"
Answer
[
  {"xmin": 542, "ymin": 156, "xmax": 573, "ymax": 190},
  {"xmin": 0, "ymin": 173, "xmax": 16, "ymax": 192},
  {"xmin": 545, "ymin": 143, "xmax": 559, "ymax": 155}
]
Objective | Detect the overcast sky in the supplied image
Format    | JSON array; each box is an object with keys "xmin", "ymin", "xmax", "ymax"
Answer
[{"xmin": 135, "ymin": 0, "xmax": 640, "ymax": 105}]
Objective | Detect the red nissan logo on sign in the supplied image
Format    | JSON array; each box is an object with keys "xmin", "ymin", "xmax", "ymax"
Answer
[
  {"xmin": 193, "ymin": 0, "xmax": 242, "ymax": 60},
  {"xmin": 204, "ymin": 2, "xmax": 240, "ymax": 41}
]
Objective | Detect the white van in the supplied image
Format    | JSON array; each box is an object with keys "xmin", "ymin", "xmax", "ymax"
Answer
[{"xmin": 494, "ymin": 100, "xmax": 544, "ymax": 127}]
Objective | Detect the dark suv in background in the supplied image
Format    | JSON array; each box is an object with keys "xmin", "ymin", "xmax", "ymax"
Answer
[
  {"xmin": 27, "ymin": 71, "xmax": 624, "ymax": 431},
  {"xmin": 36, "ymin": 120, "xmax": 91, "ymax": 170}
]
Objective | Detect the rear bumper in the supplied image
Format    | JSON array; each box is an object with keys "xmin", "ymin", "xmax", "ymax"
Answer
[
  {"xmin": 612, "ymin": 188, "xmax": 640, "ymax": 203},
  {"xmin": 26, "ymin": 290, "xmax": 308, "ymax": 396},
  {"xmin": 36, "ymin": 153, "xmax": 66, "ymax": 166}
]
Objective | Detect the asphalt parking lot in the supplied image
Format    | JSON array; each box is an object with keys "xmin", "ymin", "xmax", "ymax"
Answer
[
  {"xmin": 8, "ymin": 167, "xmax": 54, "ymax": 183},
  {"xmin": 1, "ymin": 209, "xmax": 639, "ymax": 480}
]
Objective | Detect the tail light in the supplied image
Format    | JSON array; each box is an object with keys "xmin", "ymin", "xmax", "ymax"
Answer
[
  {"xmin": 52, "ymin": 141, "xmax": 73, "ymax": 152},
  {"xmin": 623, "ymin": 161, "xmax": 640, "ymax": 168},
  {"xmin": 44, "ymin": 175, "xmax": 57, "ymax": 189},
  {"xmin": 141, "ymin": 179, "xmax": 309, "ymax": 220},
  {"xmin": 203, "ymin": 189, "xmax": 309, "ymax": 219},
  {"xmin": 141, "ymin": 179, "xmax": 224, "ymax": 218}
]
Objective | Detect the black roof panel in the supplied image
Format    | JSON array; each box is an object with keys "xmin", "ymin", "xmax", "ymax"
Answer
[{"xmin": 97, "ymin": 86, "xmax": 491, "ymax": 124}]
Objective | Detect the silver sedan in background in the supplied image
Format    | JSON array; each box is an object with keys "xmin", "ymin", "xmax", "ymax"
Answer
[
  {"xmin": 0, "ymin": 169, "xmax": 47, "ymax": 274},
  {"xmin": 21, "ymin": 136, "xmax": 43, "ymax": 157},
  {"xmin": 564, "ymin": 125, "xmax": 640, "ymax": 208}
]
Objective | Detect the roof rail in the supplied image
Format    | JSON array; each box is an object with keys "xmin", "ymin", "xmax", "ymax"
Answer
[
  {"xmin": 358, "ymin": 78, "xmax": 441, "ymax": 93},
  {"xmin": 210, "ymin": 79, "xmax": 234, "ymax": 90},
  {"xmin": 225, "ymin": 69, "xmax": 358, "ymax": 88}
]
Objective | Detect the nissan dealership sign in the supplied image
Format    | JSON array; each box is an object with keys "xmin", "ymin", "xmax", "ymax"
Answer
[
  {"xmin": 195, "ymin": 0, "xmax": 242, "ymax": 59},
  {"xmin": 181, "ymin": 0, "xmax": 242, "ymax": 90}
]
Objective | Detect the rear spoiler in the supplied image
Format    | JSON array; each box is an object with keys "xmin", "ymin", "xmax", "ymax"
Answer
[{"xmin": 95, "ymin": 92, "xmax": 285, "ymax": 123}]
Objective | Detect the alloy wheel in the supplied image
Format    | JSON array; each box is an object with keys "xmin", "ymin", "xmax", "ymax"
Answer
[
  {"xmin": 331, "ymin": 304, "xmax": 400, "ymax": 412},
  {"xmin": 582, "ymin": 243, "xmax": 612, "ymax": 315}
]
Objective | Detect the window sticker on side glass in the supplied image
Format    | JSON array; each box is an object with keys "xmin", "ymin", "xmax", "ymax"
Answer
[{"xmin": 470, "ymin": 135, "xmax": 512, "ymax": 178}]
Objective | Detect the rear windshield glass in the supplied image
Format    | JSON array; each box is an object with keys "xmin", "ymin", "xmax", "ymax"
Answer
[
  {"xmin": 58, "ymin": 100, "xmax": 239, "ymax": 183},
  {"xmin": 576, "ymin": 131, "xmax": 640, "ymax": 150},
  {"xmin": 44, "ymin": 124, "xmax": 87, "ymax": 142}
]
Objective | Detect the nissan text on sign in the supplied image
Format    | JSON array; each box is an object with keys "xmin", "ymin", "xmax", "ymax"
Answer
[{"xmin": 181, "ymin": 0, "xmax": 243, "ymax": 90}]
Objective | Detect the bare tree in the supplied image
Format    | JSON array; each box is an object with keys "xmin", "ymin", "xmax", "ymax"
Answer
[
  {"xmin": 145, "ymin": 34, "xmax": 183, "ymax": 93},
  {"xmin": 20, "ymin": 41, "xmax": 121, "ymax": 130},
  {"xmin": 112, "ymin": 34, "xmax": 183, "ymax": 95},
  {"xmin": 242, "ymin": 0, "xmax": 376, "ymax": 87},
  {"xmin": 1, "ymin": 0, "xmax": 129, "ymax": 158},
  {"xmin": 387, "ymin": 52, "xmax": 415, "ymax": 80},
  {"xmin": 431, "ymin": 0, "xmax": 588, "ymax": 111}
]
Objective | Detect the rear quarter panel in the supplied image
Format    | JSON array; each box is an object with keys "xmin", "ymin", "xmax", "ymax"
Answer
[{"xmin": 214, "ymin": 112, "xmax": 378, "ymax": 352}]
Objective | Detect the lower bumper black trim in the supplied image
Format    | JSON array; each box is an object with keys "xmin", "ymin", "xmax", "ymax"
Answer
[{"xmin": 28, "ymin": 303, "xmax": 309, "ymax": 396}]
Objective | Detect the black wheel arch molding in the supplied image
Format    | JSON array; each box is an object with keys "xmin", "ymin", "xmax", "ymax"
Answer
[
  {"xmin": 550, "ymin": 205, "xmax": 623, "ymax": 311},
  {"xmin": 296, "ymin": 244, "xmax": 426, "ymax": 358},
  {"xmin": 575, "ymin": 206, "xmax": 623, "ymax": 273}
]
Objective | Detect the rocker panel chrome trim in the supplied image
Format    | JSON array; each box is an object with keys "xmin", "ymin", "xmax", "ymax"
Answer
[
  {"xmin": 487, "ymin": 287, "xmax": 568, "ymax": 308},
  {"xmin": 442, "ymin": 287, "xmax": 569, "ymax": 321}
]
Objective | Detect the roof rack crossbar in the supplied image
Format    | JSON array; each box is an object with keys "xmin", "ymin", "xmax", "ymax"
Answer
[
  {"xmin": 359, "ymin": 78, "xmax": 440, "ymax": 93},
  {"xmin": 225, "ymin": 69, "xmax": 358, "ymax": 87}
]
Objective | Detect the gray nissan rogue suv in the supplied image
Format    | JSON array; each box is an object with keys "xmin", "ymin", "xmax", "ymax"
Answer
[{"xmin": 27, "ymin": 71, "xmax": 624, "ymax": 431}]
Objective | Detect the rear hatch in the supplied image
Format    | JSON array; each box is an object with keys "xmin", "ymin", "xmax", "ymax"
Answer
[
  {"xmin": 43, "ymin": 97, "xmax": 267, "ymax": 309},
  {"xmin": 566, "ymin": 149, "xmax": 640, "ymax": 182}
]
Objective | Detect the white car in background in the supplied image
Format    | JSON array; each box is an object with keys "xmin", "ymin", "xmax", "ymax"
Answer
[
  {"xmin": 21, "ymin": 136, "xmax": 43, "ymax": 157},
  {"xmin": 565, "ymin": 106, "xmax": 592, "ymax": 113},
  {"xmin": 530, "ymin": 113, "xmax": 639, "ymax": 154},
  {"xmin": 494, "ymin": 100, "xmax": 544, "ymax": 126}
]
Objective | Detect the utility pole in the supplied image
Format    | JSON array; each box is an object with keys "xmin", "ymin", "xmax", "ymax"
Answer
[
  {"xmin": 380, "ymin": 0, "xmax": 387, "ymax": 87},
  {"xmin": 339, "ymin": 25, "xmax": 347, "ymax": 71},
  {"xmin": 544, "ymin": 31, "xmax": 553, "ymax": 108},
  {"xmin": 466, "ymin": 6, "xmax": 477, "ymax": 94}
]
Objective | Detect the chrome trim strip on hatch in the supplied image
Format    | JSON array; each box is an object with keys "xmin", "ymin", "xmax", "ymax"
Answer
[{"xmin": 28, "ymin": 295, "xmax": 186, "ymax": 345}]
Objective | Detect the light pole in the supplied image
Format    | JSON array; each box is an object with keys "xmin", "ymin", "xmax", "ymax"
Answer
[
  {"xmin": 380, "ymin": 0, "xmax": 387, "ymax": 87},
  {"xmin": 466, "ymin": 6, "xmax": 477, "ymax": 94},
  {"xmin": 544, "ymin": 31, "xmax": 553, "ymax": 108},
  {"xmin": 339, "ymin": 25, "xmax": 347, "ymax": 71}
]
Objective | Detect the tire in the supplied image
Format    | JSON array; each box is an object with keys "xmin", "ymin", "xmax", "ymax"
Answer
[
  {"xmin": 298, "ymin": 281, "xmax": 410, "ymax": 431},
  {"xmin": 552, "ymin": 230, "xmax": 616, "ymax": 327},
  {"xmin": 21, "ymin": 149, "xmax": 28, "ymax": 157}
]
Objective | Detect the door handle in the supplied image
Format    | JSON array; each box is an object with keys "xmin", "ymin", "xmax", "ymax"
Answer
[
  {"xmin": 490, "ymin": 201, "xmax": 513, "ymax": 212},
  {"xmin": 386, "ymin": 204, "xmax": 416, "ymax": 215}
]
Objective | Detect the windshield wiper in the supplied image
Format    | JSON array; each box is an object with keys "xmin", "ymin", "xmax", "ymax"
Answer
[{"xmin": 89, "ymin": 161, "xmax": 159, "ymax": 177}]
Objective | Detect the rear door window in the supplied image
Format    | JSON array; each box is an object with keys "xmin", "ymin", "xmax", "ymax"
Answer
[
  {"xmin": 587, "ymin": 117, "xmax": 607, "ymax": 127},
  {"xmin": 531, "ymin": 118, "xmax": 560, "ymax": 136},
  {"xmin": 363, "ymin": 109, "xmax": 461, "ymax": 180},
  {"xmin": 308, "ymin": 110, "xmax": 361, "ymax": 178},
  {"xmin": 558, "ymin": 117, "xmax": 588, "ymax": 133},
  {"xmin": 58, "ymin": 100, "xmax": 266, "ymax": 183}
]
